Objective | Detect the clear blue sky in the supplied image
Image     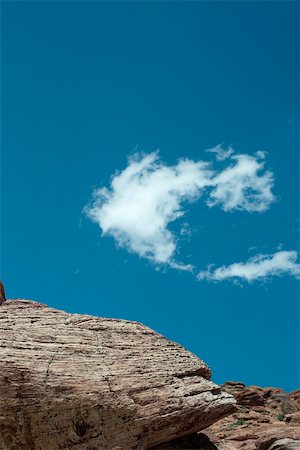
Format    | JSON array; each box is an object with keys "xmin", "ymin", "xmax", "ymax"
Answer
[{"xmin": 2, "ymin": 1, "xmax": 299, "ymax": 391}]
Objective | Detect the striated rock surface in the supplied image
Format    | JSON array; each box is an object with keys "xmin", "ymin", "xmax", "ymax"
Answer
[
  {"xmin": 205, "ymin": 382, "xmax": 300, "ymax": 450},
  {"xmin": 265, "ymin": 438, "xmax": 300, "ymax": 450},
  {"xmin": 0, "ymin": 300, "xmax": 236, "ymax": 450}
]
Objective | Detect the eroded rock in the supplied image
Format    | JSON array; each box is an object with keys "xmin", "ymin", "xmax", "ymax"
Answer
[
  {"xmin": 207, "ymin": 382, "xmax": 300, "ymax": 450},
  {"xmin": 0, "ymin": 300, "xmax": 236, "ymax": 450},
  {"xmin": 260, "ymin": 438, "xmax": 300, "ymax": 450},
  {"xmin": 269, "ymin": 439, "xmax": 300, "ymax": 450}
]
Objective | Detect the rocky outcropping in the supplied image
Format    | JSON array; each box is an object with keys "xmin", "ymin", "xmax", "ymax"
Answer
[
  {"xmin": 0, "ymin": 300, "xmax": 236, "ymax": 450},
  {"xmin": 206, "ymin": 382, "xmax": 300, "ymax": 450}
]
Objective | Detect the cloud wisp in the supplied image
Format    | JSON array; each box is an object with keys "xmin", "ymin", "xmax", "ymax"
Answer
[
  {"xmin": 205, "ymin": 144, "xmax": 234, "ymax": 161},
  {"xmin": 207, "ymin": 152, "xmax": 274, "ymax": 212},
  {"xmin": 197, "ymin": 250, "xmax": 300, "ymax": 283},
  {"xmin": 85, "ymin": 149, "xmax": 275, "ymax": 269}
]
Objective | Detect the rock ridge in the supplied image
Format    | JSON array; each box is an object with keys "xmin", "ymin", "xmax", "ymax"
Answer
[{"xmin": 0, "ymin": 299, "xmax": 236, "ymax": 450}]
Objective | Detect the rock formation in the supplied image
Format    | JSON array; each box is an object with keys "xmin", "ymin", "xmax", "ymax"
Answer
[
  {"xmin": 205, "ymin": 382, "xmax": 300, "ymax": 449},
  {"xmin": 0, "ymin": 299, "xmax": 236, "ymax": 450}
]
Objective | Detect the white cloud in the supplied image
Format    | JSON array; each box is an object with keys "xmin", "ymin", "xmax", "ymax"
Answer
[
  {"xmin": 208, "ymin": 153, "xmax": 275, "ymax": 212},
  {"xmin": 85, "ymin": 152, "xmax": 212, "ymax": 269},
  {"xmin": 206, "ymin": 144, "xmax": 234, "ymax": 161},
  {"xmin": 85, "ymin": 149, "xmax": 275, "ymax": 268},
  {"xmin": 197, "ymin": 251, "xmax": 300, "ymax": 283}
]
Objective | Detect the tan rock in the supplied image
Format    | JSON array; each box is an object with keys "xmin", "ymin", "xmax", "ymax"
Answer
[
  {"xmin": 230, "ymin": 432, "xmax": 258, "ymax": 441},
  {"xmin": 256, "ymin": 430, "xmax": 300, "ymax": 450},
  {"xmin": 0, "ymin": 300, "xmax": 236, "ymax": 450},
  {"xmin": 236, "ymin": 388, "xmax": 266, "ymax": 407},
  {"xmin": 255, "ymin": 428, "xmax": 300, "ymax": 449},
  {"xmin": 281, "ymin": 400, "xmax": 299, "ymax": 415},
  {"xmin": 290, "ymin": 391, "xmax": 300, "ymax": 409},
  {"xmin": 207, "ymin": 382, "xmax": 300, "ymax": 450},
  {"xmin": 290, "ymin": 413, "xmax": 300, "ymax": 425},
  {"xmin": 237, "ymin": 411, "xmax": 261, "ymax": 420},
  {"xmin": 267, "ymin": 439, "xmax": 300, "ymax": 450}
]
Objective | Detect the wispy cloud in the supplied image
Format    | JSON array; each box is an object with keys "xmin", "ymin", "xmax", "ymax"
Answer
[
  {"xmin": 205, "ymin": 144, "xmax": 234, "ymax": 161},
  {"xmin": 207, "ymin": 152, "xmax": 274, "ymax": 212},
  {"xmin": 85, "ymin": 148, "xmax": 275, "ymax": 268},
  {"xmin": 197, "ymin": 250, "xmax": 300, "ymax": 283}
]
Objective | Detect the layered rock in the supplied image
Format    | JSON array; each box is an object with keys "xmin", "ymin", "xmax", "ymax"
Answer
[
  {"xmin": 0, "ymin": 300, "xmax": 235, "ymax": 450},
  {"xmin": 206, "ymin": 382, "xmax": 300, "ymax": 450}
]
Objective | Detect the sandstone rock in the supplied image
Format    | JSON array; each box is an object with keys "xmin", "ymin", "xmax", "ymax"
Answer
[
  {"xmin": 207, "ymin": 383, "xmax": 300, "ymax": 450},
  {"xmin": 0, "ymin": 300, "xmax": 236, "ymax": 450},
  {"xmin": 290, "ymin": 413, "xmax": 300, "ymax": 425},
  {"xmin": 290, "ymin": 391, "xmax": 300, "ymax": 409},
  {"xmin": 268, "ymin": 439, "xmax": 300, "ymax": 450},
  {"xmin": 236, "ymin": 388, "xmax": 266, "ymax": 407},
  {"xmin": 230, "ymin": 432, "xmax": 258, "ymax": 441},
  {"xmin": 222, "ymin": 383, "xmax": 266, "ymax": 406},
  {"xmin": 256, "ymin": 429, "xmax": 300, "ymax": 450},
  {"xmin": 222, "ymin": 382, "xmax": 246, "ymax": 396},
  {"xmin": 281, "ymin": 400, "xmax": 299, "ymax": 415}
]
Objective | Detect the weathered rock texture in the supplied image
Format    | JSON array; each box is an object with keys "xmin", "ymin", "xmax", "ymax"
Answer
[
  {"xmin": 0, "ymin": 300, "xmax": 236, "ymax": 450},
  {"xmin": 205, "ymin": 382, "xmax": 300, "ymax": 450}
]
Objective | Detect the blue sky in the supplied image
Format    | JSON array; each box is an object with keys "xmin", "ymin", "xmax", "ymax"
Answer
[{"xmin": 2, "ymin": 1, "xmax": 299, "ymax": 391}]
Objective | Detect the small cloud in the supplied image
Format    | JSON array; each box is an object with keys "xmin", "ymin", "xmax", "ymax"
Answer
[
  {"xmin": 207, "ymin": 154, "xmax": 275, "ymax": 212},
  {"xmin": 255, "ymin": 150, "xmax": 267, "ymax": 160},
  {"xmin": 205, "ymin": 144, "xmax": 234, "ymax": 161},
  {"xmin": 169, "ymin": 261, "xmax": 195, "ymax": 272},
  {"xmin": 179, "ymin": 222, "xmax": 193, "ymax": 237},
  {"xmin": 197, "ymin": 250, "xmax": 300, "ymax": 283}
]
